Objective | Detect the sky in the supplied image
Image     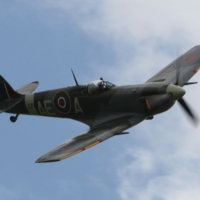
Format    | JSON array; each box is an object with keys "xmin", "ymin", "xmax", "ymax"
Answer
[{"xmin": 1, "ymin": 1, "xmax": 200, "ymax": 200}]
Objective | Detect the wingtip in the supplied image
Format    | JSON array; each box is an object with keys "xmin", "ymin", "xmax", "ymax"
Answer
[
  {"xmin": 35, "ymin": 157, "xmax": 44, "ymax": 163},
  {"xmin": 35, "ymin": 159, "xmax": 41, "ymax": 163}
]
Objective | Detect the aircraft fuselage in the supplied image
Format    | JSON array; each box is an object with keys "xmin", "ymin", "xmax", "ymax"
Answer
[{"xmin": 7, "ymin": 82, "xmax": 175, "ymax": 127}]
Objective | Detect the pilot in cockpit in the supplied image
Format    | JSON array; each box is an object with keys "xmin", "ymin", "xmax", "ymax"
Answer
[{"xmin": 87, "ymin": 78, "xmax": 115, "ymax": 95}]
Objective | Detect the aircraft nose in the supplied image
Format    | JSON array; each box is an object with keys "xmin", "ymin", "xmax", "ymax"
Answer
[{"xmin": 166, "ymin": 84, "xmax": 186, "ymax": 101}]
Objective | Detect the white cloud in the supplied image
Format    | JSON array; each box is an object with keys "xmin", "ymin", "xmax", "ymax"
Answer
[
  {"xmin": 22, "ymin": 0, "xmax": 200, "ymax": 84},
  {"xmin": 28, "ymin": 0, "xmax": 200, "ymax": 45},
  {"xmin": 116, "ymin": 118, "xmax": 200, "ymax": 200}
]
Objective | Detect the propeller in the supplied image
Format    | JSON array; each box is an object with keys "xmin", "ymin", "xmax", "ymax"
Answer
[
  {"xmin": 178, "ymin": 98, "xmax": 197, "ymax": 123},
  {"xmin": 174, "ymin": 55, "xmax": 198, "ymax": 125}
]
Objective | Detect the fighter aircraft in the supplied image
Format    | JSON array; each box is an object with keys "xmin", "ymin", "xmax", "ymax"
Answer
[{"xmin": 0, "ymin": 46, "xmax": 200, "ymax": 163}]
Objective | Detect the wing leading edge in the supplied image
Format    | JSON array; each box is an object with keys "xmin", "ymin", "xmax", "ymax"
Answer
[{"xmin": 36, "ymin": 114, "xmax": 146, "ymax": 163}]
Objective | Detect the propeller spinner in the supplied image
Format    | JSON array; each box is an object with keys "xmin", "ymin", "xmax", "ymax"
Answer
[{"xmin": 173, "ymin": 57, "xmax": 198, "ymax": 125}]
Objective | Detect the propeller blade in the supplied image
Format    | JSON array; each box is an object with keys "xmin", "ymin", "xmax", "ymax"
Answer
[{"xmin": 178, "ymin": 98, "xmax": 198, "ymax": 125}]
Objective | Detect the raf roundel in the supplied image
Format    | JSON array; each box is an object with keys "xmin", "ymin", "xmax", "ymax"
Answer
[
  {"xmin": 58, "ymin": 97, "xmax": 66, "ymax": 108},
  {"xmin": 53, "ymin": 91, "xmax": 71, "ymax": 114}
]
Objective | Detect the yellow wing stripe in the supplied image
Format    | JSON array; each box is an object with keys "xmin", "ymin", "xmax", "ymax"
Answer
[
  {"xmin": 194, "ymin": 66, "xmax": 200, "ymax": 74},
  {"xmin": 59, "ymin": 140, "xmax": 102, "ymax": 161},
  {"xmin": 60, "ymin": 149, "xmax": 83, "ymax": 161},
  {"xmin": 85, "ymin": 140, "xmax": 102, "ymax": 150}
]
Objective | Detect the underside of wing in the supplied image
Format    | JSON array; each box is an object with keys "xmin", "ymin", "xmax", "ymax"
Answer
[
  {"xmin": 146, "ymin": 45, "xmax": 200, "ymax": 86},
  {"xmin": 36, "ymin": 114, "xmax": 147, "ymax": 163}
]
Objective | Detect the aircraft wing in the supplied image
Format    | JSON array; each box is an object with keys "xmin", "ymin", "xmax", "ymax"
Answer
[
  {"xmin": 36, "ymin": 114, "xmax": 146, "ymax": 163},
  {"xmin": 146, "ymin": 45, "xmax": 200, "ymax": 86}
]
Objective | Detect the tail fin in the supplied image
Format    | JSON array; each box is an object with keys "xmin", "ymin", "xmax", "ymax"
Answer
[
  {"xmin": 0, "ymin": 75, "xmax": 19, "ymax": 103},
  {"xmin": 0, "ymin": 76, "xmax": 39, "ymax": 113},
  {"xmin": 0, "ymin": 76, "xmax": 22, "ymax": 113}
]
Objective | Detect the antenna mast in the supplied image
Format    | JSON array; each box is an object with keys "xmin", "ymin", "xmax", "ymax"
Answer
[{"xmin": 71, "ymin": 69, "xmax": 79, "ymax": 86}]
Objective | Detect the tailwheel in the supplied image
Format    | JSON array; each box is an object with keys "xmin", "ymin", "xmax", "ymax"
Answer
[{"xmin": 10, "ymin": 114, "xmax": 19, "ymax": 123}]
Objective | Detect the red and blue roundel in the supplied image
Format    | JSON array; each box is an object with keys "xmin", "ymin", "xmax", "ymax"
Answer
[{"xmin": 53, "ymin": 90, "xmax": 71, "ymax": 114}]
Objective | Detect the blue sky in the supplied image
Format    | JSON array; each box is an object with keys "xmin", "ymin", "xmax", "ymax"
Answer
[{"xmin": 1, "ymin": 1, "xmax": 200, "ymax": 200}]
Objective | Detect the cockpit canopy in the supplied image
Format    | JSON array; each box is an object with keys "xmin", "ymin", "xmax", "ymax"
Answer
[{"xmin": 87, "ymin": 80, "xmax": 115, "ymax": 95}]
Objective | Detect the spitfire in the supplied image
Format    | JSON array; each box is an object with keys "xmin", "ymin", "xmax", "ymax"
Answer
[{"xmin": 0, "ymin": 45, "xmax": 200, "ymax": 163}]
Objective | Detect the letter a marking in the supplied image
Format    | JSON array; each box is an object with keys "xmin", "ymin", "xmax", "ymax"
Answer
[{"xmin": 74, "ymin": 97, "xmax": 83, "ymax": 113}]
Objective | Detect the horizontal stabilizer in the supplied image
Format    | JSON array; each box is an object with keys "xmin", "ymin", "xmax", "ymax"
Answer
[
  {"xmin": 16, "ymin": 81, "xmax": 39, "ymax": 94},
  {"xmin": 0, "ymin": 98, "xmax": 22, "ymax": 113}
]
